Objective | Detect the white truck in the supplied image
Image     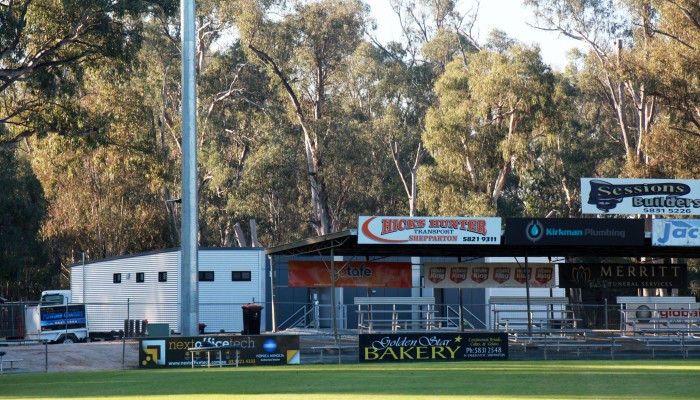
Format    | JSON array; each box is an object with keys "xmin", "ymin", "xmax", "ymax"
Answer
[{"xmin": 23, "ymin": 290, "xmax": 89, "ymax": 343}]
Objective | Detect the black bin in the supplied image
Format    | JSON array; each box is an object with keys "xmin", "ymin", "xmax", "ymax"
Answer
[{"xmin": 241, "ymin": 304, "xmax": 263, "ymax": 335}]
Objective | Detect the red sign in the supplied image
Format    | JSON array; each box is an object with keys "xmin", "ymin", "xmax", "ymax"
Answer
[
  {"xmin": 428, "ymin": 267, "xmax": 446, "ymax": 284},
  {"xmin": 288, "ymin": 261, "xmax": 412, "ymax": 288},
  {"xmin": 471, "ymin": 267, "xmax": 489, "ymax": 284},
  {"xmin": 535, "ymin": 267, "xmax": 553, "ymax": 285},
  {"xmin": 514, "ymin": 268, "xmax": 531, "ymax": 284},
  {"xmin": 450, "ymin": 267, "xmax": 468, "ymax": 284},
  {"xmin": 493, "ymin": 267, "xmax": 511, "ymax": 284}
]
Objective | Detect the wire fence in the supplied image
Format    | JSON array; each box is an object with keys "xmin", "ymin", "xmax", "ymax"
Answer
[{"xmin": 3, "ymin": 300, "xmax": 700, "ymax": 364}]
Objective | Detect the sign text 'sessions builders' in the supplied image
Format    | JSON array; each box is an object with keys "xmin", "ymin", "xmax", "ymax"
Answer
[
  {"xmin": 558, "ymin": 263, "xmax": 687, "ymax": 289},
  {"xmin": 505, "ymin": 218, "xmax": 644, "ymax": 246},
  {"xmin": 359, "ymin": 332, "xmax": 507, "ymax": 363},
  {"xmin": 581, "ymin": 178, "xmax": 700, "ymax": 215},
  {"xmin": 652, "ymin": 219, "xmax": 700, "ymax": 246},
  {"xmin": 358, "ymin": 216, "xmax": 501, "ymax": 245}
]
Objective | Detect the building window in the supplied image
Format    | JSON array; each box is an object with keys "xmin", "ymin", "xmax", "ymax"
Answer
[
  {"xmin": 113, "ymin": 273, "xmax": 122, "ymax": 284},
  {"xmin": 232, "ymin": 271, "xmax": 252, "ymax": 281},
  {"xmin": 199, "ymin": 271, "xmax": 215, "ymax": 282},
  {"xmin": 158, "ymin": 271, "xmax": 167, "ymax": 282},
  {"xmin": 136, "ymin": 272, "xmax": 145, "ymax": 283}
]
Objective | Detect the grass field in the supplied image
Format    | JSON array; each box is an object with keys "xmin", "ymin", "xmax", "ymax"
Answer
[{"xmin": 2, "ymin": 360, "xmax": 700, "ymax": 400}]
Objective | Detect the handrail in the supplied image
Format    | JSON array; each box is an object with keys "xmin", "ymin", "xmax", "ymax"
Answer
[
  {"xmin": 277, "ymin": 305, "xmax": 311, "ymax": 330},
  {"xmin": 459, "ymin": 305, "xmax": 488, "ymax": 329}
]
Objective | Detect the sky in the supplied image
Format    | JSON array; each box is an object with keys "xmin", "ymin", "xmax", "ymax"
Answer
[{"xmin": 368, "ymin": 0, "xmax": 587, "ymax": 70}]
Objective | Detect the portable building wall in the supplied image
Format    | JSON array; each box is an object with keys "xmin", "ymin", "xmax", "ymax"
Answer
[{"xmin": 70, "ymin": 248, "xmax": 266, "ymax": 335}]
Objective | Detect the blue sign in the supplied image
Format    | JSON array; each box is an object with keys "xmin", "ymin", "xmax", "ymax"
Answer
[
  {"xmin": 39, "ymin": 305, "xmax": 87, "ymax": 331},
  {"xmin": 505, "ymin": 218, "xmax": 644, "ymax": 246}
]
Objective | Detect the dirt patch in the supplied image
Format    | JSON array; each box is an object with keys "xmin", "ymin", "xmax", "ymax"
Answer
[{"xmin": 1, "ymin": 341, "xmax": 139, "ymax": 374}]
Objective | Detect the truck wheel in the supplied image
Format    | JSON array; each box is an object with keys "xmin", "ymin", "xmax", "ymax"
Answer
[{"xmin": 60, "ymin": 334, "xmax": 78, "ymax": 344}]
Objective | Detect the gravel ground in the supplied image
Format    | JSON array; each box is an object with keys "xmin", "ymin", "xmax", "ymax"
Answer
[{"xmin": 1, "ymin": 341, "xmax": 139, "ymax": 374}]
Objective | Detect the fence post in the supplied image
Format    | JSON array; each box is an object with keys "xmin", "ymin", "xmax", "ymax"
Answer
[{"xmin": 604, "ymin": 298, "xmax": 609, "ymax": 330}]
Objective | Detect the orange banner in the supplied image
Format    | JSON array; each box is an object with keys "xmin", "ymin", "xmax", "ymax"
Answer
[{"xmin": 288, "ymin": 261, "xmax": 412, "ymax": 288}]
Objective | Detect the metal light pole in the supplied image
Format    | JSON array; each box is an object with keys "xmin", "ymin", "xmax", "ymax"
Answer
[{"xmin": 180, "ymin": 0, "xmax": 198, "ymax": 337}]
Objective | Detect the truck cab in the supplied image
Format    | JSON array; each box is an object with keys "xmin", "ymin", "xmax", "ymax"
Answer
[{"xmin": 40, "ymin": 290, "xmax": 72, "ymax": 305}]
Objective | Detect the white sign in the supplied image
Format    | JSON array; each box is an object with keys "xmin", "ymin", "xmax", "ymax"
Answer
[
  {"xmin": 358, "ymin": 216, "xmax": 501, "ymax": 245},
  {"xmin": 581, "ymin": 178, "xmax": 700, "ymax": 215},
  {"xmin": 652, "ymin": 219, "xmax": 700, "ymax": 246},
  {"xmin": 620, "ymin": 300, "xmax": 700, "ymax": 332}
]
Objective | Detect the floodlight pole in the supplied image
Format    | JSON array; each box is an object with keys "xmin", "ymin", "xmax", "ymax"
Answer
[{"xmin": 180, "ymin": 0, "xmax": 198, "ymax": 337}]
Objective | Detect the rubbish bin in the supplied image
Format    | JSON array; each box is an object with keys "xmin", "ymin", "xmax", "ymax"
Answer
[{"xmin": 241, "ymin": 304, "xmax": 263, "ymax": 335}]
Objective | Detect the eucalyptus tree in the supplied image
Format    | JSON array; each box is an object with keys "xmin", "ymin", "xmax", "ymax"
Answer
[
  {"xmin": 365, "ymin": 0, "xmax": 481, "ymax": 216},
  {"xmin": 0, "ymin": 149, "xmax": 47, "ymax": 299},
  {"xmin": 0, "ymin": 0, "xmax": 177, "ymax": 147},
  {"xmin": 196, "ymin": 42, "xmax": 312, "ymax": 247},
  {"xmin": 525, "ymin": 0, "xmax": 660, "ymax": 172},
  {"xmin": 628, "ymin": 0, "xmax": 700, "ymax": 176},
  {"xmin": 421, "ymin": 42, "xmax": 568, "ymax": 216},
  {"xmin": 29, "ymin": 70, "xmax": 175, "ymax": 264},
  {"xmin": 235, "ymin": 0, "xmax": 369, "ymax": 236}
]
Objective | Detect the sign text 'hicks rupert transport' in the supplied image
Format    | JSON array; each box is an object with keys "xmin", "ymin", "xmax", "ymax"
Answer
[{"xmin": 358, "ymin": 216, "xmax": 501, "ymax": 245}]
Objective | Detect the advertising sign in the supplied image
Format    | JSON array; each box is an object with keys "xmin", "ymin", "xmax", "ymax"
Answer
[
  {"xmin": 581, "ymin": 178, "xmax": 700, "ymax": 215},
  {"xmin": 620, "ymin": 300, "xmax": 700, "ymax": 332},
  {"xmin": 558, "ymin": 263, "xmax": 687, "ymax": 289},
  {"xmin": 652, "ymin": 219, "xmax": 700, "ymax": 246},
  {"xmin": 505, "ymin": 218, "xmax": 644, "ymax": 246},
  {"xmin": 139, "ymin": 335, "xmax": 300, "ymax": 368},
  {"xmin": 423, "ymin": 263, "xmax": 555, "ymax": 288},
  {"xmin": 359, "ymin": 332, "xmax": 507, "ymax": 363},
  {"xmin": 288, "ymin": 261, "xmax": 412, "ymax": 288},
  {"xmin": 40, "ymin": 304, "xmax": 87, "ymax": 331},
  {"xmin": 358, "ymin": 216, "xmax": 501, "ymax": 245}
]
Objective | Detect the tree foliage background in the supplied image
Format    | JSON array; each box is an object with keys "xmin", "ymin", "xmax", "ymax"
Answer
[{"xmin": 1, "ymin": 0, "xmax": 699, "ymax": 299}]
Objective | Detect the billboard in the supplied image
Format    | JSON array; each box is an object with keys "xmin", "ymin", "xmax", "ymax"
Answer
[
  {"xmin": 505, "ymin": 218, "xmax": 644, "ymax": 246},
  {"xmin": 423, "ymin": 263, "xmax": 555, "ymax": 288},
  {"xmin": 40, "ymin": 304, "xmax": 87, "ymax": 331},
  {"xmin": 620, "ymin": 299, "xmax": 700, "ymax": 332},
  {"xmin": 288, "ymin": 261, "xmax": 412, "ymax": 288},
  {"xmin": 652, "ymin": 219, "xmax": 700, "ymax": 246},
  {"xmin": 581, "ymin": 178, "xmax": 700, "ymax": 215},
  {"xmin": 359, "ymin": 332, "xmax": 507, "ymax": 363},
  {"xmin": 358, "ymin": 216, "xmax": 501, "ymax": 245},
  {"xmin": 558, "ymin": 263, "xmax": 687, "ymax": 289},
  {"xmin": 139, "ymin": 335, "xmax": 300, "ymax": 368}
]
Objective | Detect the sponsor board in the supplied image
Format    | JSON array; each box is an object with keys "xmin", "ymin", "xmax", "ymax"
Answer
[
  {"xmin": 581, "ymin": 178, "xmax": 700, "ymax": 215},
  {"xmin": 622, "ymin": 302, "xmax": 700, "ymax": 331},
  {"xmin": 288, "ymin": 261, "xmax": 412, "ymax": 288},
  {"xmin": 505, "ymin": 218, "xmax": 644, "ymax": 246},
  {"xmin": 423, "ymin": 263, "xmax": 554, "ymax": 288},
  {"xmin": 139, "ymin": 335, "xmax": 300, "ymax": 368},
  {"xmin": 652, "ymin": 219, "xmax": 700, "ymax": 246},
  {"xmin": 358, "ymin": 216, "xmax": 501, "ymax": 245},
  {"xmin": 359, "ymin": 332, "xmax": 507, "ymax": 363},
  {"xmin": 558, "ymin": 263, "xmax": 687, "ymax": 289}
]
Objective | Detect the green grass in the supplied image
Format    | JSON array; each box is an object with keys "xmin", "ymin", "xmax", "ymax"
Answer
[{"xmin": 2, "ymin": 360, "xmax": 700, "ymax": 399}]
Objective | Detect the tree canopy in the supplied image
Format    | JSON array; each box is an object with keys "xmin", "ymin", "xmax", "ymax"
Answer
[{"xmin": 1, "ymin": 0, "xmax": 700, "ymax": 298}]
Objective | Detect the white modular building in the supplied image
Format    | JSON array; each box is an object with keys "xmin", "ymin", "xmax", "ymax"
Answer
[{"xmin": 70, "ymin": 248, "xmax": 267, "ymax": 335}]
